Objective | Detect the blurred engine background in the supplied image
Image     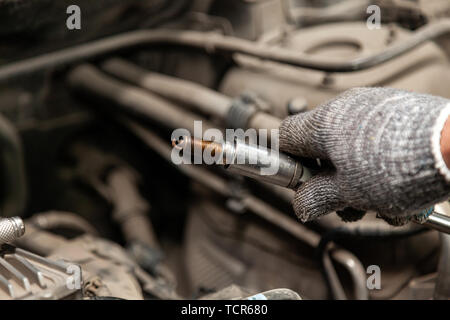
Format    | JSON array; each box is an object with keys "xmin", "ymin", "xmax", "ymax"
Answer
[{"xmin": 1, "ymin": 0, "xmax": 450, "ymax": 300}]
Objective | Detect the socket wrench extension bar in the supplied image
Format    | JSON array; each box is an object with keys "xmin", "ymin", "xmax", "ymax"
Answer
[{"xmin": 173, "ymin": 136, "xmax": 450, "ymax": 234}]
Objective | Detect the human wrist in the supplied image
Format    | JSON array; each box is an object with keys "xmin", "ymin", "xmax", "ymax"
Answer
[
  {"xmin": 440, "ymin": 116, "xmax": 450, "ymax": 170},
  {"xmin": 433, "ymin": 104, "xmax": 450, "ymax": 182}
]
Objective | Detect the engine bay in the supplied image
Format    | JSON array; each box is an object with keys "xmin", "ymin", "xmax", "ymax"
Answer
[{"xmin": 1, "ymin": 0, "xmax": 450, "ymax": 301}]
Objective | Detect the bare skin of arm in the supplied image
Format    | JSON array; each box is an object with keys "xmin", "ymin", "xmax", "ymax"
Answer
[{"xmin": 441, "ymin": 117, "xmax": 450, "ymax": 169}]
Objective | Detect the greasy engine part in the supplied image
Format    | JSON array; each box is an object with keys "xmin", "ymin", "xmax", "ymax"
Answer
[
  {"xmin": 15, "ymin": 224, "xmax": 147, "ymax": 300},
  {"xmin": 67, "ymin": 64, "xmax": 216, "ymax": 136},
  {"xmin": 390, "ymin": 200, "xmax": 450, "ymax": 299},
  {"xmin": 285, "ymin": 0, "xmax": 450, "ymax": 30},
  {"xmin": 106, "ymin": 167, "xmax": 158, "ymax": 248},
  {"xmin": 67, "ymin": 143, "xmax": 159, "ymax": 248},
  {"xmin": 101, "ymin": 58, "xmax": 281, "ymax": 132},
  {"xmin": 28, "ymin": 211, "xmax": 99, "ymax": 236},
  {"xmin": 0, "ymin": 217, "xmax": 80, "ymax": 300},
  {"xmin": 186, "ymin": 199, "xmax": 298, "ymax": 294},
  {"xmin": 0, "ymin": 115, "xmax": 27, "ymax": 217},
  {"xmin": 434, "ymin": 232, "xmax": 450, "ymax": 299},
  {"xmin": 375, "ymin": 0, "xmax": 450, "ymax": 28},
  {"xmin": 28, "ymin": 211, "xmax": 98, "ymax": 236},
  {"xmin": 431, "ymin": 201, "xmax": 450, "ymax": 299},
  {"xmin": 3, "ymin": 19, "xmax": 450, "ymax": 83},
  {"xmin": 285, "ymin": 0, "xmax": 372, "ymax": 27},
  {"xmin": 0, "ymin": 244, "xmax": 82, "ymax": 300},
  {"xmin": 66, "ymin": 143, "xmax": 177, "ymax": 291},
  {"xmin": 102, "ymin": 58, "xmax": 232, "ymax": 120},
  {"xmin": 184, "ymin": 193, "xmax": 438, "ymax": 300},
  {"xmin": 0, "ymin": 0, "xmax": 192, "ymax": 61},
  {"xmin": 183, "ymin": 196, "xmax": 327, "ymax": 299},
  {"xmin": 220, "ymin": 21, "xmax": 450, "ymax": 118}
]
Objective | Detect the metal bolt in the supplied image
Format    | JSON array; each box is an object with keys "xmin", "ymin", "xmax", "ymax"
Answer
[{"xmin": 0, "ymin": 217, "xmax": 25, "ymax": 245}]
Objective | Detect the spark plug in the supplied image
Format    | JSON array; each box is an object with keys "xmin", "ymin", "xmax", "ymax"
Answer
[
  {"xmin": 172, "ymin": 136, "xmax": 312, "ymax": 189},
  {"xmin": 0, "ymin": 217, "xmax": 25, "ymax": 245}
]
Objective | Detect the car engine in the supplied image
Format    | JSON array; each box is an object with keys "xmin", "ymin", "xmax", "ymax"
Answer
[{"xmin": 1, "ymin": 0, "xmax": 450, "ymax": 300}]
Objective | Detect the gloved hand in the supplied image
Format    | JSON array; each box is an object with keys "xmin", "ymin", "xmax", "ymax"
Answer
[{"xmin": 279, "ymin": 87, "xmax": 450, "ymax": 225}]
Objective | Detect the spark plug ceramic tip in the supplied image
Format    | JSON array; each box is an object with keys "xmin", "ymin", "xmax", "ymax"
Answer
[
  {"xmin": 172, "ymin": 136, "xmax": 312, "ymax": 189},
  {"xmin": 0, "ymin": 217, "xmax": 25, "ymax": 245}
]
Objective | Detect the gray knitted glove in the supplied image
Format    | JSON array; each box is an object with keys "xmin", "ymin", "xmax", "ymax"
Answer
[{"xmin": 279, "ymin": 87, "xmax": 450, "ymax": 226}]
